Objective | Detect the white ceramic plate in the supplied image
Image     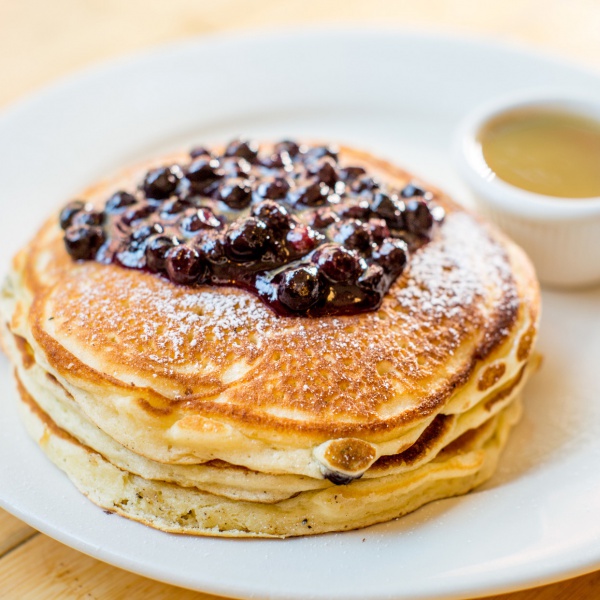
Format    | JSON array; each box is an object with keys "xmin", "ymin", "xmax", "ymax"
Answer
[{"xmin": 1, "ymin": 29, "xmax": 600, "ymax": 600}]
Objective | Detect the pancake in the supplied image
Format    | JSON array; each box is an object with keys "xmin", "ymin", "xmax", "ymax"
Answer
[
  {"xmin": 5, "ymin": 323, "xmax": 538, "ymax": 504},
  {"xmin": 16, "ymin": 367, "xmax": 522, "ymax": 537},
  {"xmin": 0, "ymin": 141, "xmax": 540, "ymax": 536}
]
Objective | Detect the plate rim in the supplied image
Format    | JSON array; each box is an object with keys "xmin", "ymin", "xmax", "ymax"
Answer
[{"xmin": 2, "ymin": 24, "xmax": 599, "ymax": 123}]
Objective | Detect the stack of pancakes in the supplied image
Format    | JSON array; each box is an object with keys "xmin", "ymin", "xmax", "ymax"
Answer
[{"xmin": 0, "ymin": 146, "xmax": 540, "ymax": 537}]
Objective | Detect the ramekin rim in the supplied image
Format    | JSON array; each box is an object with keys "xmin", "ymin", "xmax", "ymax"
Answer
[{"xmin": 454, "ymin": 90, "xmax": 600, "ymax": 220}]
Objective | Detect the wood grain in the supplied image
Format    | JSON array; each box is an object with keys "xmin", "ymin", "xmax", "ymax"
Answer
[
  {"xmin": 0, "ymin": 510, "xmax": 37, "ymax": 557},
  {"xmin": 0, "ymin": 529, "xmax": 217, "ymax": 600},
  {"xmin": 1, "ymin": 0, "xmax": 599, "ymax": 110},
  {"xmin": 1, "ymin": 1, "xmax": 599, "ymax": 598},
  {"xmin": 482, "ymin": 570, "xmax": 600, "ymax": 600}
]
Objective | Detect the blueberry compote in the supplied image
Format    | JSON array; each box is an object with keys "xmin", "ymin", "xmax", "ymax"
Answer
[{"xmin": 59, "ymin": 139, "xmax": 444, "ymax": 317}]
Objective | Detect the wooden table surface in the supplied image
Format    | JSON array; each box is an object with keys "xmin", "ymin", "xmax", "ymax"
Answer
[{"xmin": 1, "ymin": 1, "xmax": 600, "ymax": 598}]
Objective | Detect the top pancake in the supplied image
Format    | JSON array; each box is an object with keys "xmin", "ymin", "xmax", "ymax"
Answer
[{"xmin": 4, "ymin": 145, "xmax": 540, "ymax": 478}]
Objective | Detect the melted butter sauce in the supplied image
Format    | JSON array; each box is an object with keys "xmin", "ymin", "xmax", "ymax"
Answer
[{"xmin": 479, "ymin": 108, "xmax": 600, "ymax": 198}]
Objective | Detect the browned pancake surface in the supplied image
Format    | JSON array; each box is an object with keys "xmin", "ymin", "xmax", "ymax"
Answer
[{"xmin": 14, "ymin": 147, "xmax": 537, "ymax": 445}]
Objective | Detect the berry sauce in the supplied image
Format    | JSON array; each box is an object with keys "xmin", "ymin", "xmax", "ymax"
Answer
[{"xmin": 59, "ymin": 139, "xmax": 444, "ymax": 317}]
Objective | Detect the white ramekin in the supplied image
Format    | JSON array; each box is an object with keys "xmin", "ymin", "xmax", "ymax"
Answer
[{"xmin": 454, "ymin": 92, "xmax": 600, "ymax": 289}]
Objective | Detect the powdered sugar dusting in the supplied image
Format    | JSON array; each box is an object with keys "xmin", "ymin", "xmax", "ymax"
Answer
[
  {"xmin": 394, "ymin": 211, "xmax": 514, "ymax": 321},
  {"xmin": 51, "ymin": 268, "xmax": 275, "ymax": 375},
  {"xmin": 43, "ymin": 205, "xmax": 520, "ymax": 417}
]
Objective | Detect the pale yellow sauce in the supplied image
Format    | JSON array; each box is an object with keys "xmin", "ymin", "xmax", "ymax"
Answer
[{"xmin": 479, "ymin": 108, "xmax": 600, "ymax": 198}]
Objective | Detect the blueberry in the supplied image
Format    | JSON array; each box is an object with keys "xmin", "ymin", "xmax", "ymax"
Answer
[
  {"xmin": 256, "ymin": 178, "xmax": 290, "ymax": 200},
  {"xmin": 274, "ymin": 140, "xmax": 300, "ymax": 157},
  {"xmin": 59, "ymin": 200, "xmax": 88, "ymax": 230},
  {"xmin": 143, "ymin": 166, "xmax": 182, "ymax": 199},
  {"xmin": 336, "ymin": 199, "xmax": 371, "ymax": 220},
  {"xmin": 286, "ymin": 224, "xmax": 320, "ymax": 255},
  {"xmin": 404, "ymin": 199, "xmax": 434, "ymax": 235},
  {"xmin": 186, "ymin": 158, "xmax": 222, "ymax": 183},
  {"xmin": 293, "ymin": 181, "xmax": 329, "ymax": 207},
  {"xmin": 189, "ymin": 146, "xmax": 212, "ymax": 159},
  {"xmin": 121, "ymin": 202, "xmax": 157, "ymax": 225},
  {"xmin": 251, "ymin": 200, "xmax": 292, "ymax": 232},
  {"xmin": 305, "ymin": 145, "xmax": 338, "ymax": 163},
  {"xmin": 221, "ymin": 157, "xmax": 251, "ymax": 178},
  {"xmin": 145, "ymin": 235, "xmax": 177, "ymax": 272},
  {"xmin": 64, "ymin": 225, "xmax": 105, "ymax": 260},
  {"xmin": 72, "ymin": 208, "xmax": 104, "ymax": 227},
  {"xmin": 278, "ymin": 266, "xmax": 320, "ymax": 312},
  {"xmin": 351, "ymin": 176, "xmax": 379, "ymax": 193},
  {"xmin": 105, "ymin": 191, "xmax": 137, "ymax": 213},
  {"xmin": 371, "ymin": 192, "xmax": 405, "ymax": 229},
  {"xmin": 359, "ymin": 263, "xmax": 386, "ymax": 293},
  {"xmin": 333, "ymin": 220, "xmax": 372, "ymax": 252},
  {"xmin": 186, "ymin": 197, "xmax": 223, "ymax": 217},
  {"xmin": 339, "ymin": 166, "xmax": 366, "ymax": 181},
  {"xmin": 200, "ymin": 233, "xmax": 227, "ymax": 265},
  {"xmin": 372, "ymin": 238, "xmax": 408, "ymax": 275},
  {"xmin": 180, "ymin": 208, "xmax": 221, "ymax": 233},
  {"xmin": 219, "ymin": 182, "xmax": 252, "ymax": 209},
  {"xmin": 161, "ymin": 197, "xmax": 193, "ymax": 216},
  {"xmin": 366, "ymin": 218, "xmax": 390, "ymax": 244},
  {"xmin": 165, "ymin": 245, "xmax": 205, "ymax": 284},
  {"xmin": 182, "ymin": 174, "xmax": 221, "ymax": 198},
  {"xmin": 224, "ymin": 139, "xmax": 259, "ymax": 162},
  {"xmin": 308, "ymin": 208, "xmax": 339, "ymax": 229},
  {"xmin": 225, "ymin": 217, "xmax": 269, "ymax": 260},
  {"xmin": 312, "ymin": 244, "xmax": 363, "ymax": 283},
  {"xmin": 260, "ymin": 152, "xmax": 292, "ymax": 170},
  {"xmin": 131, "ymin": 222, "xmax": 163, "ymax": 243},
  {"xmin": 115, "ymin": 240, "xmax": 147, "ymax": 269},
  {"xmin": 400, "ymin": 182, "xmax": 427, "ymax": 198},
  {"xmin": 309, "ymin": 158, "xmax": 338, "ymax": 186}
]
